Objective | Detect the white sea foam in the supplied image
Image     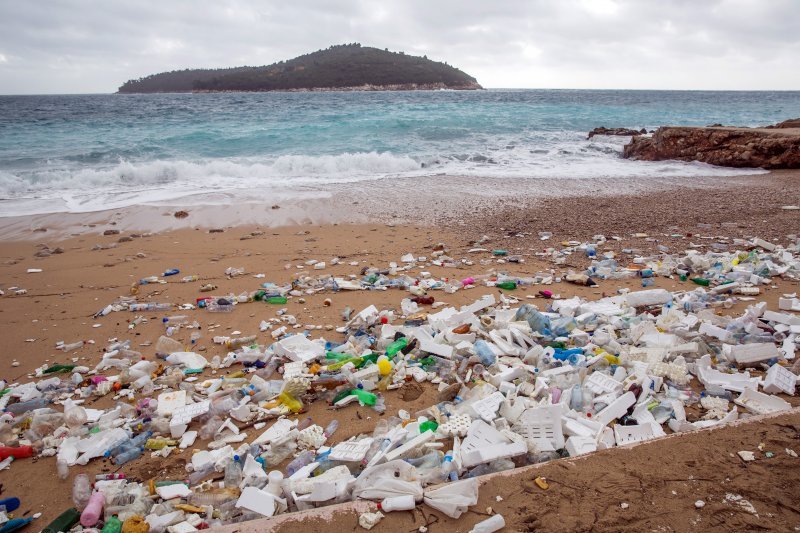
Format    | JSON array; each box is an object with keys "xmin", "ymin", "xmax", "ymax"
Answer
[{"xmin": 0, "ymin": 141, "xmax": 766, "ymax": 217}]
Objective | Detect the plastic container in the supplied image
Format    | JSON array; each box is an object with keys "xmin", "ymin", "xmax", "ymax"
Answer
[
  {"xmin": 223, "ymin": 458, "xmax": 243, "ymax": 488},
  {"xmin": 41, "ymin": 508, "xmax": 80, "ymax": 533},
  {"xmin": 114, "ymin": 446, "xmax": 143, "ymax": 465},
  {"xmin": 162, "ymin": 315, "xmax": 189, "ymax": 325},
  {"xmin": 4, "ymin": 398, "xmax": 48, "ymax": 415},
  {"xmin": 470, "ymin": 514, "xmax": 506, "ymax": 533},
  {"xmin": 473, "ymin": 340, "xmax": 496, "ymax": 366},
  {"xmin": 80, "ymin": 491, "xmax": 105, "ymax": 526},
  {"xmin": 101, "ymin": 515, "xmax": 122, "ymax": 533},
  {"xmin": 72, "ymin": 473, "xmax": 92, "ymax": 511},
  {"xmin": 128, "ymin": 303, "xmax": 172, "ymax": 312},
  {"xmin": 378, "ymin": 494, "xmax": 416, "ymax": 512},
  {"xmin": 0, "ymin": 446, "xmax": 34, "ymax": 460}
]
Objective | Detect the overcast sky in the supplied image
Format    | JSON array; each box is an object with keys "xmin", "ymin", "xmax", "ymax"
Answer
[{"xmin": 0, "ymin": 0, "xmax": 798, "ymax": 94}]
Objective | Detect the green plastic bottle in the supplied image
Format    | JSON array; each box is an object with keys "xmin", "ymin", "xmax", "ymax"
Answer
[
  {"xmin": 326, "ymin": 356, "xmax": 362, "ymax": 371},
  {"xmin": 265, "ymin": 296, "xmax": 288, "ymax": 304},
  {"xmin": 357, "ymin": 353, "xmax": 379, "ymax": 368},
  {"xmin": 386, "ymin": 337, "xmax": 408, "ymax": 356},
  {"xmin": 101, "ymin": 515, "xmax": 122, "ymax": 533},
  {"xmin": 350, "ymin": 389, "xmax": 377, "ymax": 406},
  {"xmin": 492, "ymin": 250, "xmax": 508, "ymax": 256},
  {"xmin": 325, "ymin": 351, "xmax": 353, "ymax": 362},
  {"xmin": 418, "ymin": 356, "xmax": 435, "ymax": 367},
  {"xmin": 41, "ymin": 508, "xmax": 80, "ymax": 533},
  {"xmin": 496, "ymin": 281, "xmax": 517, "ymax": 290},
  {"xmin": 691, "ymin": 278, "xmax": 710, "ymax": 287},
  {"xmin": 419, "ymin": 420, "xmax": 439, "ymax": 433},
  {"xmin": 43, "ymin": 364, "xmax": 76, "ymax": 374}
]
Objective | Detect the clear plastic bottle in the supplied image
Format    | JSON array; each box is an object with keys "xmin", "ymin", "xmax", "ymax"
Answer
[
  {"xmin": 223, "ymin": 457, "xmax": 243, "ymax": 488},
  {"xmin": 114, "ymin": 447, "xmax": 143, "ymax": 465},
  {"xmin": 128, "ymin": 303, "xmax": 172, "ymax": 312},
  {"xmin": 324, "ymin": 420, "xmax": 339, "ymax": 438},
  {"xmin": 286, "ymin": 450, "xmax": 315, "ymax": 476},
  {"xmin": 162, "ymin": 315, "xmax": 189, "ymax": 326},
  {"xmin": 72, "ymin": 473, "xmax": 92, "ymax": 511},
  {"xmin": 473, "ymin": 340, "xmax": 496, "ymax": 366}
]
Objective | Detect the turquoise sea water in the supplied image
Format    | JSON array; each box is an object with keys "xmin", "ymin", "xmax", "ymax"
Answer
[{"xmin": 0, "ymin": 89, "xmax": 798, "ymax": 215}]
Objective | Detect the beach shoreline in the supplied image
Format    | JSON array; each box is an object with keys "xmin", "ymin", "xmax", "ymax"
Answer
[
  {"xmin": 0, "ymin": 167, "xmax": 799, "ymax": 531},
  {"xmin": 0, "ymin": 169, "xmax": 791, "ymax": 242}
]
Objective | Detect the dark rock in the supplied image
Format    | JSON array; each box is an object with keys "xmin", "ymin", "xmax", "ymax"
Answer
[
  {"xmin": 174, "ymin": 210, "xmax": 189, "ymax": 219},
  {"xmin": 587, "ymin": 127, "xmax": 645, "ymax": 140},
  {"xmin": 767, "ymin": 118, "xmax": 800, "ymax": 129},
  {"xmin": 103, "ymin": 229, "xmax": 120, "ymax": 235}
]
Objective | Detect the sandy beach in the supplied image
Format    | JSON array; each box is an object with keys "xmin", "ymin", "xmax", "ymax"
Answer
[{"xmin": 0, "ymin": 168, "xmax": 799, "ymax": 530}]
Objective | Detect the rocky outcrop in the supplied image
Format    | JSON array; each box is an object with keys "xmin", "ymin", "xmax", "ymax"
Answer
[
  {"xmin": 622, "ymin": 125, "xmax": 800, "ymax": 169},
  {"xmin": 587, "ymin": 127, "xmax": 647, "ymax": 139},
  {"xmin": 767, "ymin": 118, "xmax": 800, "ymax": 129}
]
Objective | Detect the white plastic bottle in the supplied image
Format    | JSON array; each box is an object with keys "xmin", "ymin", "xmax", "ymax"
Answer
[
  {"xmin": 470, "ymin": 514, "xmax": 505, "ymax": 533},
  {"xmin": 378, "ymin": 494, "xmax": 416, "ymax": 512}
]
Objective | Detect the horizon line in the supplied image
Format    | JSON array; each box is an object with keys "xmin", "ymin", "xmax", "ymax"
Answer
[{"xmin": 2, "ymin": 87, "xmax": 800, "ymax": 96}]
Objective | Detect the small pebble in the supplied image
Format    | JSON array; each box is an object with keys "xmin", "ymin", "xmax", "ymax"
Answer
[
  {"xmin": 695, "ymin": 500, "xmax": 705, "ymax": 509},
  {"xmin": 620, "ymin": 502, "xmax": 629, "ymax": 509}
]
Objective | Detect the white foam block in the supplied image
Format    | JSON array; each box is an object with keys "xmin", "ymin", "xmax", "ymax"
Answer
[
  {"xmin": 594, "ymin": 391, "xmax": 636, "ymax": 427},
  {"xmin": 236, "ymin": 487, "xmax": 276, "ymax": 517},
  {"xmin": 727, "ymin": 343, "xmax": 780, "ymax": 366},
  {"xmin": 419, "ymin": 338, "xmax": 454, "ymax": 358}
]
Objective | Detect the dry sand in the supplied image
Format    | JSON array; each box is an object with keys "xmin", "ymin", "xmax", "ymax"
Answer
[{"xmin": 0, "ymin": 170, "xmax": 799, "ymax": 531}]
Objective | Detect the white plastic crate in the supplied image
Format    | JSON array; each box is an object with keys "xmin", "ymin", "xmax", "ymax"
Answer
[
  {"xmin": 460, "ymin": 420, "xmax": 528, "ymax": 468},
  {"xmin": 515, "ymin": 406, "xmax": 565, "ymax": 451},
  {"xmin": 613, "ymin": 422, "xmax": 665, "ymax": 446},
  {"xmin": 170, "ymin": 400, "xmax": 210, "ymax": 426},
  {"xmin": 762, "ymin": 364, "xmax": 797, "ymax": 396},
  {"xmin": 584, "ymin": 372, "xmax": 623, "ymax": 395},
  {"xmin": 329, "ymin": 438, "xmax": 374, "ymax": 462},
  {"xmin": 470, "ymin": 391, "xmax": 505, "ymax": 422}
]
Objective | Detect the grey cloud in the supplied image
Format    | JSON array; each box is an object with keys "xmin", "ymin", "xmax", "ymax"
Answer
[{"xmin": 0, "ymin": 0, "xmax": 798, "ymax": 93}]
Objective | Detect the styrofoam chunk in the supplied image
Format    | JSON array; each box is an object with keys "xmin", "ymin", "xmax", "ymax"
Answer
[
  {"xmin": 594, "ymin": 391, "xmax": 636, "ymax": 427},
  {"xmin": 763, "ymin": 364, "xmax": 797, "ymax": 395}
]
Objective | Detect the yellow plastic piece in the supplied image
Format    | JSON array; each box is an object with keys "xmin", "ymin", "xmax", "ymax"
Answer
[
  {"xmin": 378, "ymin": 358, "xmax": 392, "ymax": 376},
  {"xmin": 603, "ymin": 353, "xmax": 620, "ymax": 365},
  {"xmin": 278, "ymin": 391, "xmax": 303, "ymax": 413}
]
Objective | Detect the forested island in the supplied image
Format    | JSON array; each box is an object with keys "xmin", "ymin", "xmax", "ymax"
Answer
[{"xmin": 117, "ymin": 44, "xmax": 482, "ymax": 93}]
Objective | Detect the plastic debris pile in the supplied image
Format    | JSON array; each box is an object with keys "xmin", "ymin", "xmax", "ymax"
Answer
[{"xmin": 1, "ymin": 237, "xmax": 799, "ymax": 532}]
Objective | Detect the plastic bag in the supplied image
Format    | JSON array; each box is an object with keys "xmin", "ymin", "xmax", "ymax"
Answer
[
  {"xmin": 423, "ymin": 478, "xmax": 479, "ymax": 518},
  {"xmin": 351, "ymin": 460, "xmax": 423, "ymax": 501}
]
